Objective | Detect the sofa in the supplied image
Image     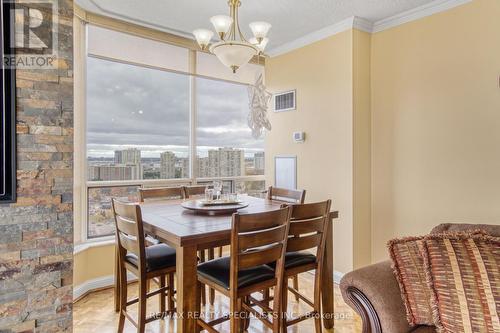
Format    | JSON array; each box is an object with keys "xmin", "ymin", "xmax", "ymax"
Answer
[{"xmin": 339, "ymin": 223, "xmax": 500, "ymax": 333}]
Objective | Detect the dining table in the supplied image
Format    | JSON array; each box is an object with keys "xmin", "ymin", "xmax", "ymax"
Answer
[{"xmin": 113, "ymin": 195, "xmax": 339, "ymax": 333}]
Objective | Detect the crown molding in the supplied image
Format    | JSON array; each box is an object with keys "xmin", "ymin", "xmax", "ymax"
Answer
[
  {"xmin": 268, "ymin": 0, "xmax": 471, "ymax": 57},
  {"xmin": 372, "ymin": 0, "xmax": 472, "ymax": 33},
  {"xmin": 267, "ymin": 16, "xmax": 357, "ymax": 57}
]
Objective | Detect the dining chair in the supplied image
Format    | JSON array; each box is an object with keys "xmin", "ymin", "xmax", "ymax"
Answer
[
  {"xmin": 268, "ymin": 200, "xmax": 332, "ymax": 333},
  {"xmin": 112, "ymin": 199, "xmax": 177, "ymax": 333},
  {"xmin": 139, "ymin": 185, "xmax": 212, "ymax": 305},
  {"xmin": 266, "ymin": 186, "xmax": 306, "ymax": 204},
  {"xmin": 183, "ymin": 184, "xmax": 208, "ymax": 198},
  {"xmin": 196, "ymin": 207, "xmax": 292, "ymax": 333},
  {"xmin": 266, "ymin": 186, "xmax": 306, "ymax": 301},
  {"xmin": 138, "ymin": 186, "xmax": 185, "ymax": 202}
]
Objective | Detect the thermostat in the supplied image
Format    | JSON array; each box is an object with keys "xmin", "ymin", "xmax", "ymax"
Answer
[{"xmin": 293, "ymin": 132, "xmax": 305, "ymax": 143}]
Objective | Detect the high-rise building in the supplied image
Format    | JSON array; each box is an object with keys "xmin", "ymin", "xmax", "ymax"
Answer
[
  {"xmin": 114, "ymin": 148, "xmax": 141, "ymax": 165},
  {"xmin": 178, "ymin": 157, "xmax": 189, "ymax": 178},
  {"xmin": 197, "ymin": 156, "xmax": 209, "ymax": 178},
  {"xmin": 207, "ymin": 148, "xmax": 245, "ymax": 177},
  {"xmin": 88, "ymin": 165, "xmax": 139, "ymax": 181},
  {"xmin": 160, "ymin": 151, "xmax": 176, "ymax": 179},
  {"xmin": 114, "ymin": 148, "xmax": 142, "ymax": 179},
  {"xmin": 254, "ymin": 152, "xmax": 265, "ymax": 171}
]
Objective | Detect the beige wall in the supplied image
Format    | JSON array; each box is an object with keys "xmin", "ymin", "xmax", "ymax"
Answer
[
  {"xmin": 74, "ymin": 244, "xmax": 115, "ymax": 287},
  {"xmin": 265, "ymin": 30, "xmax": 356, "ymax": 273},
  {"xmin": 371, "ymin": 0, "xmax": 500, "ymax": 261},
  {"xmin": 352, "ymin": 29, "xmax": 372, "ymax": 268}
]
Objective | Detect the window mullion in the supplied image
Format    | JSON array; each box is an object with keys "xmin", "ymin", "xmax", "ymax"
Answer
[{"xmin": 189, "ymin": 50, "xmax": 197, "ymax": 183}]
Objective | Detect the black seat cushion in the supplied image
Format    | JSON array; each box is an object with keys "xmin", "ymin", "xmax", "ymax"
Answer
[
  {"xmin": 125, "ymin": 244, "xmax": 176, "ymax": 272},
  {"xmin": 267, "ymin": 252, "xmax": 317, "ymax": 270},
  {"xmin": 198, "ymin": 257, "xmax": 275, "ymax": 290}
]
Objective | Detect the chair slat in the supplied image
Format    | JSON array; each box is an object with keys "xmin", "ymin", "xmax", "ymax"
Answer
[
  {"xmin": 237, "ymin": 209, "xmax": 290, "ymax": 233},
  {"xmin": 116, "ymin": 215, "xmax": 139, "ymax": 237},
  {"xmin": 238, "ymin": 244, "xmax": 283, "ymax": 269},
  {"xmin": 184, "ymin": 185, "xmax": 207, "ymax": 198},
  {"xmin": 289, "ymin": 201, "xmax": 329, "ymax": 220},
  {"xmin": 289, "ymin": 217, "xmax": 324, "ymax": 235},
  {"xmin": 267, "ymin": 186, "xmax": 306, "ymax": 204},
  {"xmin": 119, "ymin": 232, "xmax": 140, "ymax": 256},
  {"xmin": 286, "ymin": 233, "xmax": 322, "ymax": 253},
  {"xmin": 113, "ymin": 200, "xmax": 137, "ymax": 220},
  {"xmin": 239, "ymin": 225, "xmax": 287, "ymax": 251},
  {"xmin": 139, "ymin": 187, "xmax": 184, "ymax": 202}
]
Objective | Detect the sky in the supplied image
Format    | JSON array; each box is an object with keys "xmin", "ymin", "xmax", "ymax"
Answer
[{"xmin": 86, "ymin": 57, "xmax": 265, "ymax": 159}]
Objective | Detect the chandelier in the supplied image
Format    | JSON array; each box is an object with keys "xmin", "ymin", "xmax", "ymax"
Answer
[{"xmin": 193, "ymin": 0, "xmax": 271, "ymax": 73}]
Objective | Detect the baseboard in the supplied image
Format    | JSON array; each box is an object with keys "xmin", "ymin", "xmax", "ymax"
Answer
[{"xmin": 73, "ymin": 272, "xmax": 137, "ymax": 301}]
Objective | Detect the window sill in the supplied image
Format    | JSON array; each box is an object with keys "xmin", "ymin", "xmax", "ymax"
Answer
[{"xmin": 74, "ymin": 237, "xmax": 115, "ymax": 255}]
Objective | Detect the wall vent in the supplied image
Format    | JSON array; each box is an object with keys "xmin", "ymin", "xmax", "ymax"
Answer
[{"xmin": 274, "ymin": 90, "xmax": 296, "ymax": 112}]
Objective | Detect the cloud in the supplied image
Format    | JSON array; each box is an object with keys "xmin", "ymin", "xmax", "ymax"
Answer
[{"xmin": 87, "ymin": 57, "xmax": 264, "ymax": 158}]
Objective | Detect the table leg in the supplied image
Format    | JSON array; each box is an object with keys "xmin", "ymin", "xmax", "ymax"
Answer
[
  {"xmin": 322, "ymin": 218, "xmax": 335, "ymax": 329},
  {"xmin": 114, "ymin": 242, "xmax": 120, "ymax": 313},
  {"xmin": 176, "ymin": 244, "xmax": 200, "ymax": 333}
]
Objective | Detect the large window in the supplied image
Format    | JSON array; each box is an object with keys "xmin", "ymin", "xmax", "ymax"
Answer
[
  {"xmin": 86, "ymin": 57, "xmax": 190, "ymax": 182},
  {"xmin": 82, "ymin": 25, "xmax": 266, "ymax": 240}
]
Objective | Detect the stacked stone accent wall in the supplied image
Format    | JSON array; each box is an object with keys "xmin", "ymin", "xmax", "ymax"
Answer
[{"xmin": 0, "ymin": 0, "xmax": 74, "ymax": 331}]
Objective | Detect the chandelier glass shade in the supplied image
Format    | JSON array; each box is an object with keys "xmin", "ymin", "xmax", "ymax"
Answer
[{"xmin": 193, "ymin": 0, "xmax": 271, "ymax": 73}]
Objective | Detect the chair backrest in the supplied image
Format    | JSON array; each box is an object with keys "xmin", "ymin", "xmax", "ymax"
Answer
[
  {"xmin": 267, "ymin": 186, "xmax": 306, "ymax": 204},
  {"xmin": 183, "ymin": 185, "xmax": 207, "ymax": 199},
  {"xmin": 286, "ymin": 200, "xmax": 332, "ymax": 263},
  {"xmin": 230, "ymin": 207, "xmax": 292, "ymax": 290},
  {"xmin": 138, "ymin": 186, "xmax": 184, "ymax": 202},
  {"xmin": 112, "ymin": 199, "xmax": 146, "ymax": 271}
]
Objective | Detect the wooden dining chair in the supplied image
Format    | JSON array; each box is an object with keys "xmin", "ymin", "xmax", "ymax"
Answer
[
  {"xmin": 138, "ymin": 186, "xmax": 185, "ymax": 202},
  {"xmin": 112, "ymin": 199, "xmax": 177, "ymax": 333},
  {"xmin": 196, "ymin": 207, "xmax": 292, "ymax": 333},
  {"xmin": 266, "ymin": 186, "xmax": 306, "ymax": 301},
  {"xmin": 183, "ymin": 185, "xmax": 208, "ymax": 198},
  {"xmin": 267, "ymin": 186, "xmax": 306, "ymax": 204},
  {"xmin": 269, "ymin": 200, "xmax": 332, "ymax": 333}
]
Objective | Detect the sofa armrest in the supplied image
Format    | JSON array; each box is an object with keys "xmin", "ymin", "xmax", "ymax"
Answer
[{"xmin": 340, "ymin": 260, "xmax": 412, "ymax": 333}]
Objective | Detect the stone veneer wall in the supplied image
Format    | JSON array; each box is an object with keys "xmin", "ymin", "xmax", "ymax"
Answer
[{"xmin": 0, "ymin": 0, "xmax": 74, "ymax": 332}]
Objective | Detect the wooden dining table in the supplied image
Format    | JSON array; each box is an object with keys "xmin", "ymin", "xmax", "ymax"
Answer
[{"xmin": 114, "ymin": 195, "xmax": 339, "ymax": 333}]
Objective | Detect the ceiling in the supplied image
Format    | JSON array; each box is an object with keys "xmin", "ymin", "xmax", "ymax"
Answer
[{"xmin": 76, "ymin": 0, "xmax": 438, "ymax": 52}]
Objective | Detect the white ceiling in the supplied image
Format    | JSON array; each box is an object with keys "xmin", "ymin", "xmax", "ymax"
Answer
[{"xmin": 76, "ymin": 0, "xmax": 439, "ymax": 52}]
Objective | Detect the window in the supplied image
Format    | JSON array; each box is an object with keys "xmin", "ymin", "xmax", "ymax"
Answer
[
  {"xmin": 81, "ymin": 25, "xmax": 266, "ymax": 240},
  {"xmin": 86, "ymin": 57, "xmax": 190, "ymax": 182},
  {"xmin": 196, "ymin": 77, "xmax": 265, "ymax": 179}
]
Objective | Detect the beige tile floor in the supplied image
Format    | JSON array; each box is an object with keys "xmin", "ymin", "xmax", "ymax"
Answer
[{"xmin": 73, "ymin": 274, "xmax": 361, "ymax": 333}]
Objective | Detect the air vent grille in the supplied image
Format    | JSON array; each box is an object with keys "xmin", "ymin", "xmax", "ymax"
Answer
[{"xmin": 274, "ymin": 90, "xmax": 296, "ymax": 112}]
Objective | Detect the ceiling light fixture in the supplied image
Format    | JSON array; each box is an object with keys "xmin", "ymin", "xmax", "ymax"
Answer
[{"xmin": 193, "ymin": 0, "xmax": 271, "ymax": 73}]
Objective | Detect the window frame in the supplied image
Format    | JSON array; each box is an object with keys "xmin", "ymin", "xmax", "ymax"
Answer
[{"xmin": 78, "ymin": 24, "xmax": 266, "ymax": 243}]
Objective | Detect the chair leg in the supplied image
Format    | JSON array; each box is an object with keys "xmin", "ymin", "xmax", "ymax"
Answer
[
  {"xmin": 118, "ymin": 264, "xmax": 127, "ymax": 333},
  {"xmin": 167, "ymin": 273, "xmax": 175, "ymax": 312},
  {"xmin": 138, "ymin": 278, "xmax": 147, "ymax": 333},
  {"xmin": 243, "ymin": 296, "xmax": 251, "ymax": 331},
  {"xmin": 292, "ymin": 275, "xmax": 299, "ymax": 302},
  {"xmin": 218, "ymin": 246, "xmax": 223, "ymax": 258},
  {"xmin": 208, "ymin": 248, "xmax": 216, "ymax": 305},
  {"xmin": 261, "ymin": 288, "xmax": 271, "ymax": 308},
  {"xmin": 281, "ymin": 280, "xmax": 289, "ymax": 333},
  {"xmin": 230, "ymin": 296, "xmax": 241, "ymax": 333},
  {"xmin": 313, "ymin": 271, "xmax": 323, "ymax": 333},
  {"xmin": 159, "ymin": 275, "xmax": 166, "ymax": 317},
  {"xmin": 196, "ymin": 281, "xmax": 203, "ymax": 333},
  {"xmin": 199, "ymin": 250, "xmax": 207, "ymax": 306}
]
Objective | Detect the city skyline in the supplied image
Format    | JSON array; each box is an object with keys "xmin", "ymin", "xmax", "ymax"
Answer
[{"xmin": 88, "ymin": 147, "xmax": 264, "ymax": 181}]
